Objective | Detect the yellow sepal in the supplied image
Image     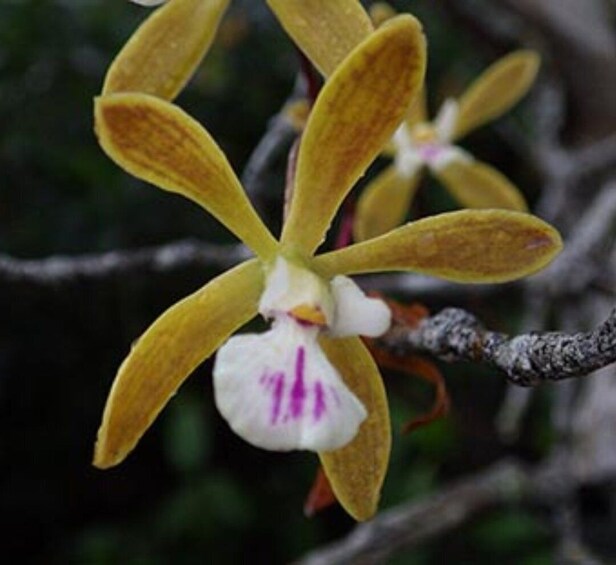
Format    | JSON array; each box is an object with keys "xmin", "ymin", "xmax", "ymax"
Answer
[
  {"xmin": 316, "ymin": 209, "xmax": 562, "ymax": 283},
  {"xmin": 453, "ymin": 50, "xmax": 540, "ymax": 140},
  {"xmin": 93, "ymin": 259, "xmax": 263, "ymax": 469},
  {"xmin": 281, "ymin": 15, "xmax": 427, "ymax": 255},
  {"xmin": 267, "ymin": 0, "xmax": 373, "ymax": 77},
  {"xmin": 354, "ymin": 165, "xmax": 423, "ymax": 242},
  {"xmin": 319, "ymin": 336, "xmax": 391, "ymax": 521},
  {"xmin": 434, "ymin": 158, "xmax": 528, "ymax": 211},
  {"xmin": 103, "ymin": 0, "xmax": 229, "ymax": 100},
  {"xmin": 94, "ymin": 93, "xmax": 278, "ymax": 259}
]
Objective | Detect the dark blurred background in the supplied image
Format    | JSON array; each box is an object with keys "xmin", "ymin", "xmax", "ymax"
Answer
[{"xmin": 1, "ymin": 1, "xmax": 613, "ymax": 563}]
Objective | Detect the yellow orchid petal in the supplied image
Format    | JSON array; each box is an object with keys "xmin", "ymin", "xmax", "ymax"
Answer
[
  {"xmin": 318, "ymin": 336, "xmax": 391, "ymax": 521},
  {"xmin": 454, "ymin": 50, "xmax": 540, "ymax": 140},
  {"xmin": 354, "ymin": 165, "xmax": 423, "ymax": 242},
  {"xmin": 369, "ymin": 2, "xmax": 397, "ymax": 27},
  {"xmin": 267, "ymin": 0, "xmax": 373, "ymax": 77},
  {"xmin": 434, "ymin": 158, "xmax": 528, "ymax": 211},
  {"xmin": 315, "ymin": 209, "xmax": 562, "ymax": 283},
  {"xmin": 94, "ymin": 259, "xmax": 263, "ymax": 469},
  {"xmin": 95, "ymin": 93, "xmax": 278, "ymax": 259},
  {"xmin": 103, "ymin": 0, "xmax": 229, "ymax": 100},
  {"xmin": 282, "ymin": 15, "xmax": 427, "ymax": 255}
]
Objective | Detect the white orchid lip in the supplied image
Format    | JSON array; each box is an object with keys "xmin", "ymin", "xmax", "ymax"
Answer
[
  {"xmin": 213, "ymin": 317, "xmax": 367, "ymax": 452},
  {"xmin": 212, "ymin": 256, "xmax": 392, "ymax": 453}
]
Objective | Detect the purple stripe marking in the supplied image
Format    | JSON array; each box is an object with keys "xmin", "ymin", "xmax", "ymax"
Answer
[
  {"xmin": 270, "ymin": 372, "xmax": 285, "ymax": 425},
  {"xmin": 290, "ymin": 347, "xmax": 307, "ymax": 419},
  {"xmin": 259, "ymin": 373, "xmax": 275, "ymax": 390},
  {"xmin": 314, "ymin": 381, "xmax": 326, "ymax": 422},
  {"xmin": 329, "ymin": 385, "xmax": 341, "ymax": 408}
]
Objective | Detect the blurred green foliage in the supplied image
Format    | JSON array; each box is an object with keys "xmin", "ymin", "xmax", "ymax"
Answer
[{"xmin": 0, "ymin": 1, "xmax": 555, "ymax": 563}]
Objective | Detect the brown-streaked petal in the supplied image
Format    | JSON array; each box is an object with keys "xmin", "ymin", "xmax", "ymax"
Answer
[
  {"xmin": 354, "ymin": 165, "xmax": 424, "ymax": 242},
  {"xmin": 433, "ymin": 158, "xmax": 528, "ymax": 211},
  {"xmin": 281, "ymin": 15, "xmax": 427, "ymax": 255},
  {"xmin": 104, "ymin": 0, "xmax": 229, "ymax": 100},
  {"xmin": 319, "ymin": 336, "xmax": 391, "ymax": 521},
  {"xmin": 315, "ymin": 209, "xmax": 562, "ymax": 283},
  {"xmin": 94, "ymin": 259, "xmax": 263, "ymax": 469},
  {"xmin": 267, "ymin": 0, "xmax": 373, "ymax": 77},
  {"xmin": 95, "ymin": 93, "xmax": 278, "ymax": 259},
  {"xmin": 453, "ymin": 50, "xmax": 540, "ymax": 140}
]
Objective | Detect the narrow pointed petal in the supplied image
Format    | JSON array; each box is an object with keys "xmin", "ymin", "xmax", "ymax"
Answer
[
  {"xmin": 354, "ymin": 165, "xmax": 423, "ymax": 242},
  {"xmin": 94, "ymin": 259, "xmax": 263, "ymax": 469},
  {"xmin": 315, "ymin": 209, "xmax": 563, "ymax": 283},
  {"xmin": 434, "ymin": 158, "xmax": 528, "ymax": 211},
  {"xmin": 319, "ymin": 336, "xmax": 391, "ymax": 521},
  {"xmin": 267, "ymin": 0, "xmax": 373, "ymax": 77},
  {"xmin": 282, "ymin": 15, "xmax": 427, "ymax": 255},
  {"xmin": 454, "ymin": 50, "xmax": 540, "ymax": 140},
  {"xmin": 105, "ymin": 0, "xmax": 229, "ymax": 100},
  {"xmin": 214, "ymin": 318, "xmax": 367, "ymax": 452},
  {"xmin": 95, "ymin": 93, "xmax": 277, "ymax": 259}
]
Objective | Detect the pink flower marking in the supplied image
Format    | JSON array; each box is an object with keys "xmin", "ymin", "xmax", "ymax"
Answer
[
  {"xmin": 260, "ymin": 371, "xmax": 285, "ymax": 425},
  {"xmin": 419, "ymin": 143, "xmax": 444, "ymax": 164},
  {"xmin": 329, "ymin": 385, "xmax": 341, "ymax": 408},
  {"xmin": 271, "ymin": 372, "xmax": 285, "ymax": 424},
  {"xmin": 313, "ymin": 381, "xmax": 326, "ymax": 422},
  {"xmin": 290, "ymin": 346, "xmax": 307, "ymax": 419}
]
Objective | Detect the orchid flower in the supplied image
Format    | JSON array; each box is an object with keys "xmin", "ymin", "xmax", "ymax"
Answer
[
  {"xmin": 266, "ymin": 1, "xmax": 539, "ymax": 242},
  {"xmin": 354, "ymin": 46, "xmax": 540, "ymax": 240},
  {"xmin": 354, "ymin": 7, "xmax": 539, "ymax": 241},
  {"xmin": 94, "ymin": 15, "xmax": 562, "ymax": 520}
]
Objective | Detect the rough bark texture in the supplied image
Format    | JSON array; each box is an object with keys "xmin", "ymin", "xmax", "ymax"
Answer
[{"xmin": 382, "ymin": 307, "xmax": 616, "ymax": 387}]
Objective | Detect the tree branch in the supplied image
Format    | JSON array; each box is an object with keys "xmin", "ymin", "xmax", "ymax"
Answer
[
  {"xmin": 381, "ymin": 307, "xmax": 616, "ymax": 387},
  {"xmin": 294, "ymin": 453, "xmax": 582, "ymax": 565},
  {"xmin": 0, "ymin": 240, "xmax": 250, "ymax": 286},
  {"xmin": 294, "ymin": 460, "xmax": 527, "ymax": 565}
]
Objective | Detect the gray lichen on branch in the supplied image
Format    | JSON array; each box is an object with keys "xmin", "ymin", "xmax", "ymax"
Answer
[{"xmin": 381, "ymin": 307, "xmax": 616, "ymax": 386}]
